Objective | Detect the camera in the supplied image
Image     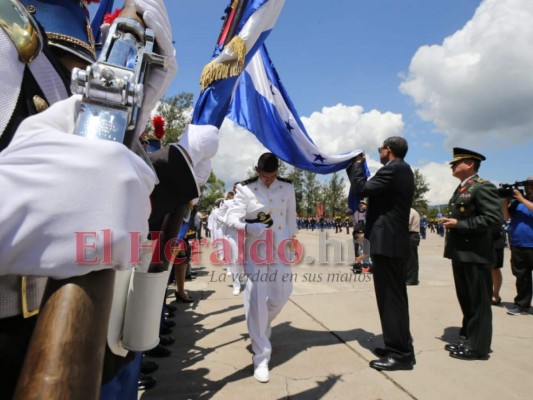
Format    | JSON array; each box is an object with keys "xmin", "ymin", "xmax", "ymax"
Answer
[{"xmin": 497, "ymin": 181, "xmax": 530, "ymax": 198}]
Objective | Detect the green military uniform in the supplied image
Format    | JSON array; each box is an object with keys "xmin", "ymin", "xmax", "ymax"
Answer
[{"xmin": 444, "ymin": 174, "xmax": 501, "ymax": 356}]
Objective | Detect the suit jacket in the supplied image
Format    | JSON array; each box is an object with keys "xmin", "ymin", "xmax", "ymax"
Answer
[
  {"xmin": 443, "ymin": 175, "xmax": 501, "ymax": 263},
  {"xmin": 347, "ymin": 159, "xmax": 414, "ymax": 259}
]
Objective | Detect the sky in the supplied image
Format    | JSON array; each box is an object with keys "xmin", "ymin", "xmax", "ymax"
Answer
[{"xmin": 96, "ymin": 0, "xmax": 533, "ymax": 205}]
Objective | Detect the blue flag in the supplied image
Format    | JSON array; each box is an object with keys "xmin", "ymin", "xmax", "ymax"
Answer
[
  {"xmin": 193, "ymin": 0, "xmax": 286, "ymax": 127},
  {"xmin": 227, "ymin": 45, "xmax": 365, "ymax": 174},
  {"xmin": 226, "ymin": 45, "xmax": 369, "ymax": 211}
]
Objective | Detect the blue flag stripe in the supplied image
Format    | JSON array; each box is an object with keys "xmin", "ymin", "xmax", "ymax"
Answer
[{"xmin": 227, "ymin": 45, "xmax": 363, "ymax": 174}]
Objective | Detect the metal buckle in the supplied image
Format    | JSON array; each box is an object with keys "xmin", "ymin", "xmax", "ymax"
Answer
[
  {"xmin": 0, "ymin": 0, "xmax": 43, "ymax": 63},
  {"xmin": 21, "ymin": 276, "xmax": 39, "ymax": 318}
]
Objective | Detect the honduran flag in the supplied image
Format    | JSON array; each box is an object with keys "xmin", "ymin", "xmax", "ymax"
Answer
[
  {"xmin": 193, "ymin": 0, "xmax": 286, "ymax": 127},
  {"xmin": 227, "ymin": 44, "xmax": 364, "ymax": 175},
  {"xmin": 226, "ymin": 44, "xmax": 369, "ymax": 211}
]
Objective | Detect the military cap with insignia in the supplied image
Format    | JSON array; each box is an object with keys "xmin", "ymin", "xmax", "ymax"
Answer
[{"xmin": 449, "ymin": 147, "xmax": 486, "ymax": 164}]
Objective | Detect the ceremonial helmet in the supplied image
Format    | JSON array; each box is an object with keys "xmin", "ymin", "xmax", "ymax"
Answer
[{"xmin": 18, "ymin": 0, "xmax": 97, "ymax": 63}]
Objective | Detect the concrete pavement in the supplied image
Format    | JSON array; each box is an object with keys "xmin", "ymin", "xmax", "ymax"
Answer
[{"xmin": 139, "ymin": 229, "xmax": 533, "ymax": 400}]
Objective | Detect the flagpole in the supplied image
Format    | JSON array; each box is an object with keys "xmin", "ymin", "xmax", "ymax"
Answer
[
  {"xmin": 223, "ymin": 0, "xmax": 248, "ymax": 46},
  {"xmin": 216, "ymin": 0, "xmax": 238, "ymax": 47}
]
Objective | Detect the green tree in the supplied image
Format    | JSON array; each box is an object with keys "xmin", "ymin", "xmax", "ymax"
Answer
[
  {"xmin": 199, "ymin": 170, "xmax": 226, "ymax": 213},
  {"xmin": 303, "ymin": 171, "xmax": 321, "ymax": 216},
  {"xmin": 277, "ymin": 160, "xmax": 288, "ymax": 177},
  {"xmin": 286, "ymin": 167, "xmax": 304, "ymax": 215},
  {"xmin": 324, "ymin": 172, "xmax": 346, "ymax": 217},
  {"xmin": 146, "ymin": 92, "xmax": 193, "ymax": 146},
  {"xmin": 413, "ymin": 168, "xmax": 430, "ymax": 212}
]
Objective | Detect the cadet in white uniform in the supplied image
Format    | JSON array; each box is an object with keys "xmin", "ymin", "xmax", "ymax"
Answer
[
  {"xmin": 218, "ymin": 191, "xmax": 243, "ymax": 294},
  {"xmin": 225, "ymin": 153, "xmax": 298, "ymax": 383}
]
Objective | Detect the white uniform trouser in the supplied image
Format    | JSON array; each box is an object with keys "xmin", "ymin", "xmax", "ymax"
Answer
[
  {"xmin": 226, "ymin": 230, "xmax": 243, "ymax": 290},
  {"xmin": 243, "ymin": 262, "xmax": 293, "ymax": 367}
]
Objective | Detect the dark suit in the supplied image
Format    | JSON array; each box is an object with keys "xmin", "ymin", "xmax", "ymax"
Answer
[
  {"xmin": 444, "ymin": 175, "xmax": 501, "ymax": 355},
  {"xmin": 347, "ymin": 158, "xmax": 415, "ymax": 362}
]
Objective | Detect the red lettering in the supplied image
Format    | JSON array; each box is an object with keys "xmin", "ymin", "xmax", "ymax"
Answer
[
  {"xmin": 130, "ymin": 231, "xmax": 160, "ymax": 264},
  {"xmin": 74, "ymin": 231, "xmax": 98, "ymax": 264},
  {"xmin": 249, "ymin": 229, "xmax": 274, "ymax": 265},
  {"xmin": 102, "ymin": 229, "xmax": 113, "ymax": 264},
  {"xmin": 277, "ymin": 238, "xmax": 303, "ymax": 265}
]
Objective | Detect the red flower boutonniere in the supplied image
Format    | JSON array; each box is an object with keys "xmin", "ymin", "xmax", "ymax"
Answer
[
  {"xmin": 103, "ymin": 9, "xmax": 121, "ymax": 24},
  {"xmin": 152, "ymin": 115, "xmax": 166, "ymax": 140}
]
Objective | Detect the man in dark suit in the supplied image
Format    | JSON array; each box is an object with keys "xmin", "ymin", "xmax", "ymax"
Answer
[
  {"xmin": 346, "ymin": 136, "xmax": 416, "ymax": 371},
  {"xmin": 442, "ymin": 148, "xmax": 501, "ymax": 360}
]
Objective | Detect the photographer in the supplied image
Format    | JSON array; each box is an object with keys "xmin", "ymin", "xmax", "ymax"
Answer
[{"xmin": 502, "ymin": 176, "xmax": 533, "ymax": 316}]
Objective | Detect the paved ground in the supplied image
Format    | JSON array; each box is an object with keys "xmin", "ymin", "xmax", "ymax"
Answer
[{"xmin": 139, "ymin": 229, "xmax": 533, "ymax": 400}]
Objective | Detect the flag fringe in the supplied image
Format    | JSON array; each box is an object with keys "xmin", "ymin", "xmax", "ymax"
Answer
[{"xmin": 200, "ymin": 36, "xmax": 246, "ymax": 91}]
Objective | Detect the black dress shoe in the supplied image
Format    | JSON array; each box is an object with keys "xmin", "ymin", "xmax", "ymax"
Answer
[
  {"xmin": 163, "ymin": 319, "xmax": 176, "ymax": 328},
  {"xmin": 159, "ymin": 336, "xmax": 175, "ymax": 346},
  {"xmin": 165, "ymin": 304, "xmax": 177, "ymax": 312},
  {"xmin": 444, "ymin": 343, "xmax": 464, "ymax": 352},
  {"xmin": 406, "ymin": 281, "xmax": 419, "ymax": 286},
  {"xmin": 138, "ymin": 374, "xmax": 156, "ymax": 390},
  {"xmin": 369, "ymin": 356, "xmax": 414, "ymax": 371},
  {"xmin": 449, "ymin": 348, "xmax": 488, "ymax": 360},
  {"xmin": 373, "ymin": 347, "xmax": 389, "ymax": 357},
  {"xmin": 141, "ymin": 360, "xmax": 159, "ymax": 374},
  {"xmin": 145, "ymin": 344, "xmax": 171, "ymax": 358},
  {"xmin": 160, "ymin": 325, "xmax": 173, "ymax": 336}
]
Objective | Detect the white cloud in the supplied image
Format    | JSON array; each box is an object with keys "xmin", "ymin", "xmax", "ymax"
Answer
[
  {"xmin": 400, "ymin": 0, "xmax": 533, "ymax": 147},
  {"xmin": 213, "ymin": 104, "xmax": 404, "ymax": 189},
  {"xmin": 417, "ymin": 162, "xmax": 458, "ymax": 205},
  {"xmin": 212, "ymin": 120, "xmax": 268, "ymax": 188},
  {"xmin": 302, "ymin": 104, "xmax": 404, "ymax": 155}
]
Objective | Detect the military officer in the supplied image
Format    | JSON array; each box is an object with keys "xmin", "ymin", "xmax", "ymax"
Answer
[
  {"xmin": 442, "ymin": 147, "xmax": 502, "ymax": 360},
  {"xmin": 225, "ymin": 153, "xmax": 298, "ymax": 383}
]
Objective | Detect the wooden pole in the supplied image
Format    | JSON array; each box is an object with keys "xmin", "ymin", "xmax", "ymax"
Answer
[{"xmin": 13, "ymin": 270, "xmax": 115, "ymax": 400}]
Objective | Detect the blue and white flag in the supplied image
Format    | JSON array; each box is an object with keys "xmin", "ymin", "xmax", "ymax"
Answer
[
  {"xmin": 227, "ymin": 44, "xmax": 364, "ymax": 174},
  {"xmin": 193, "ymin": 0, "xmax": 286, "ymax": 127}
]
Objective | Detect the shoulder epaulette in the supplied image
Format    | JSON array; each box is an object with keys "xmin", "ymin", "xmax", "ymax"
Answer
[
  {"xmin": 240, "ymin": 176, "xmax": 259, "ymax": 186},
  {"xmin": 474, "ymin": 177, "xmax": 487, "ymax": 183},
  {"xmin": 276, "ymin": 177, "xmax": 293, "ymax": 184}
]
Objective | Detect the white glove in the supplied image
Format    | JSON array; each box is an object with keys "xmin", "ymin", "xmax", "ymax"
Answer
[
  {"xmin": 134, "ymin": 0, "xmax": 178, "ymax": 136},
  {"xmin": 246, "ymin": 223, "xmax": 267, "ymax": 237},
  {"xmin": 0, "ymin": 95, "xmax": 156, "ymax": 279},
  {"xmin": 177, "ymin": 124, "xmax": 219, "ymax": 185},
  {"xmin": 195, "ymin": 159, "xmax": 211, "ymax": 186}
]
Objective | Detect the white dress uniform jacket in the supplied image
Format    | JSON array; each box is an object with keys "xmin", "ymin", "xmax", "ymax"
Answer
[{"xmin": 225, "ymin": 176, "xmax": 298, "ymax": 368}]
